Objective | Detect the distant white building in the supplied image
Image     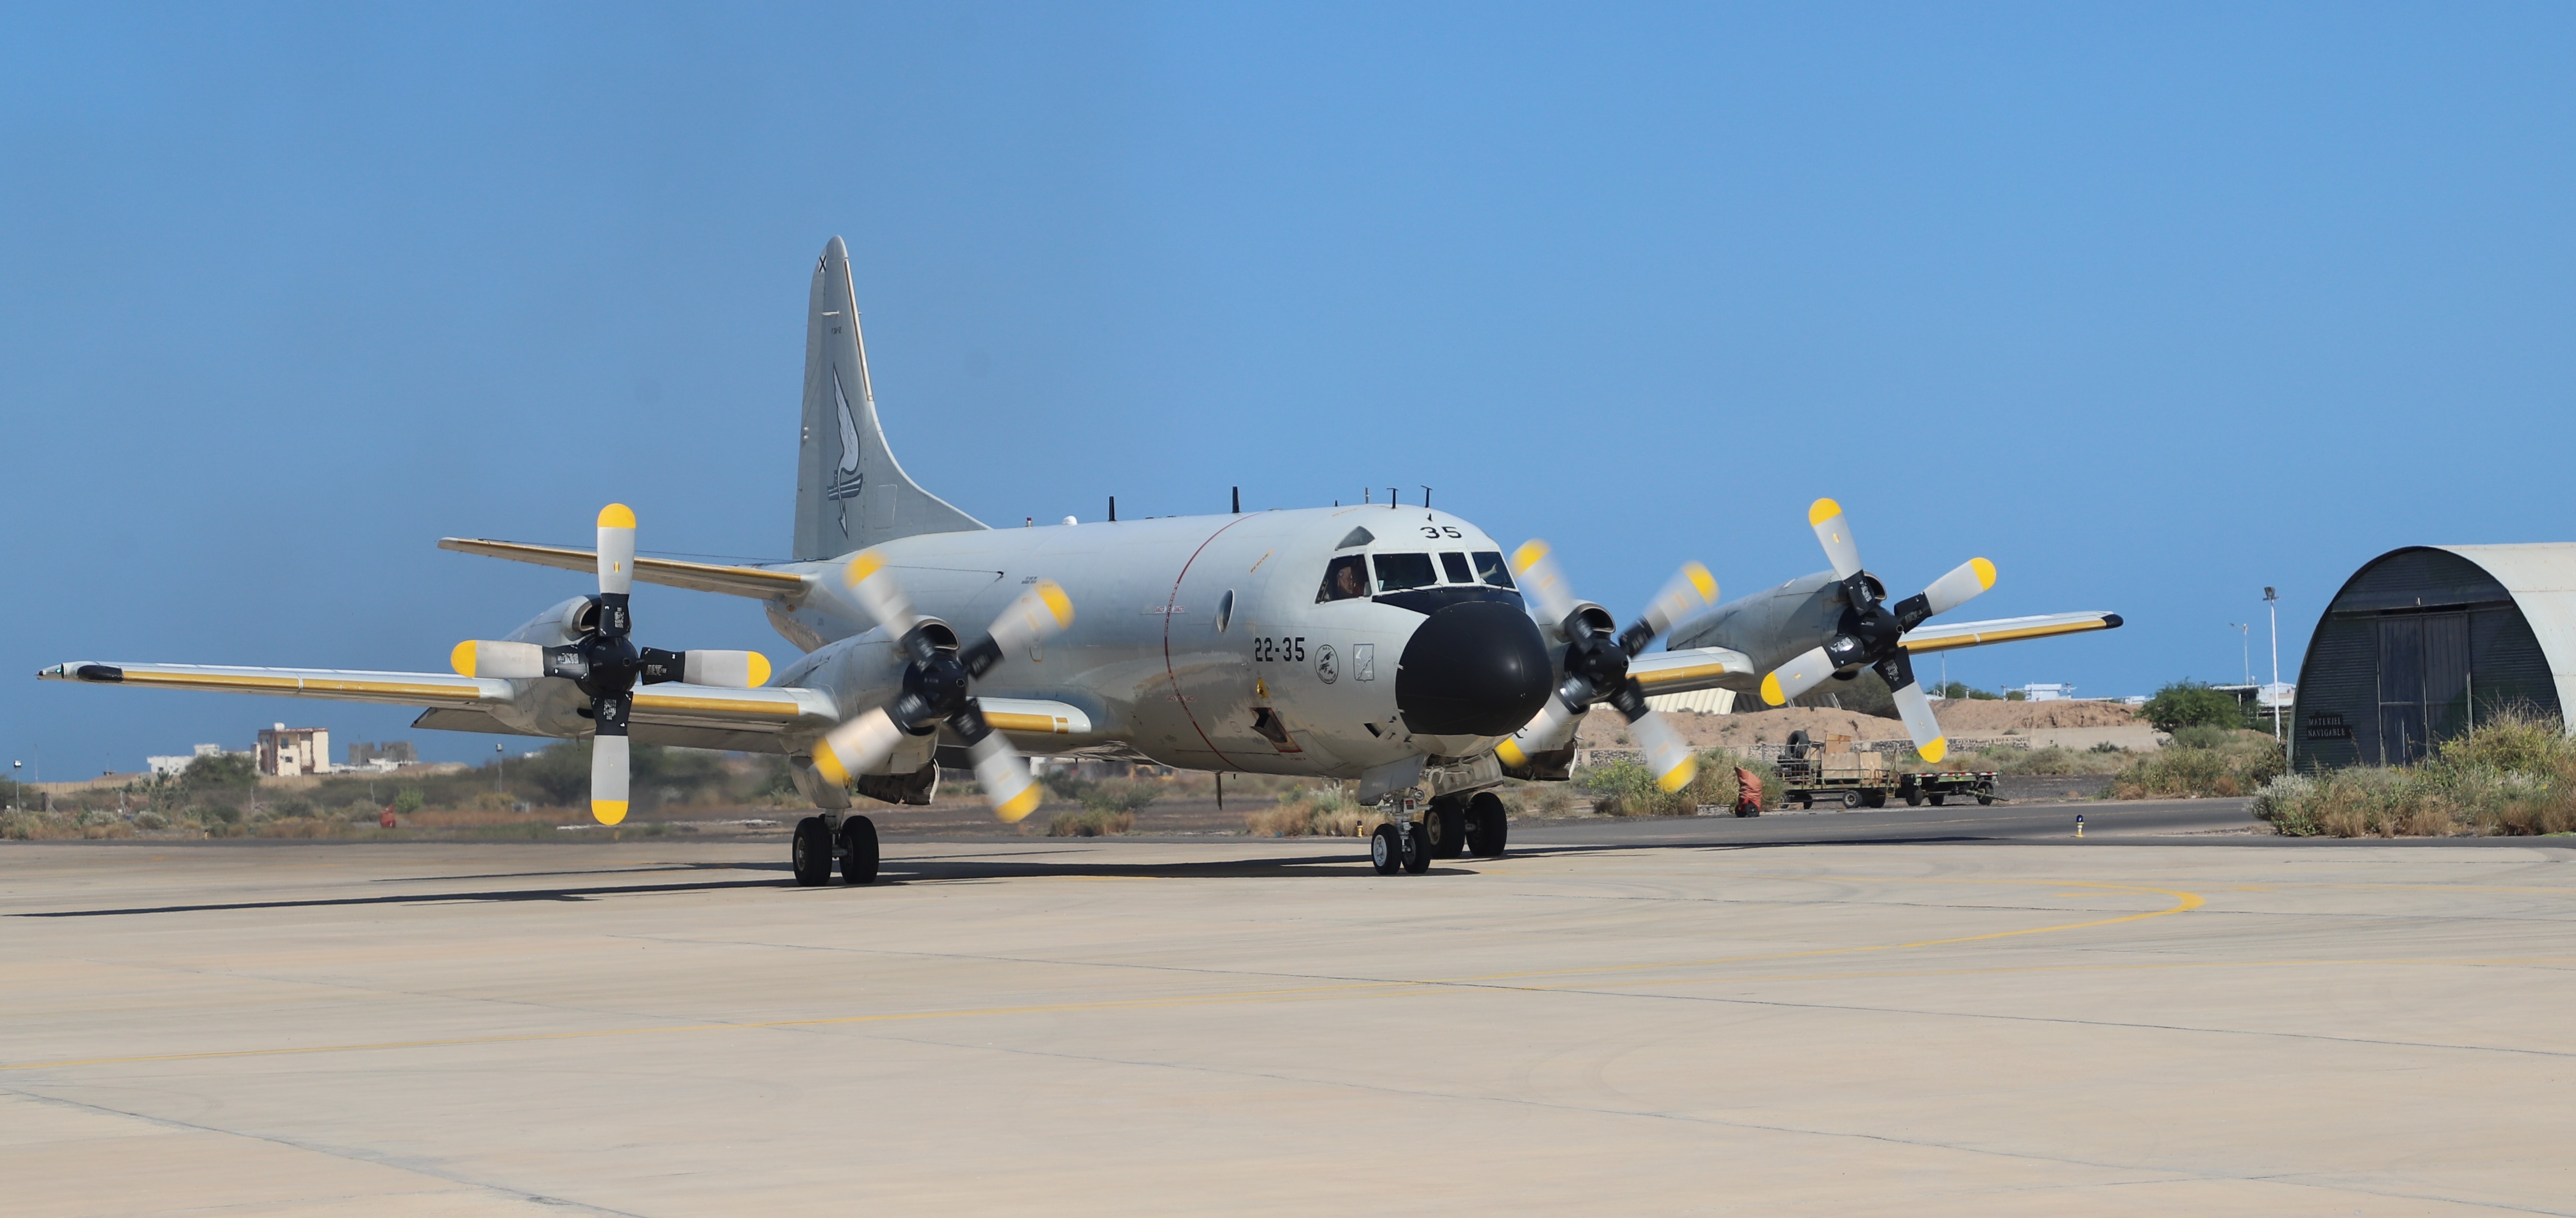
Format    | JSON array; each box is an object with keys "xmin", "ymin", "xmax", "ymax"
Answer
[
  {"xmin": 146, "ymin": 743, "xmax": 234, "ymax": 778},
  {"xmin": 257, "ymin": 724, "xmax": 331, "ymax": 777},
  {"xmin": 1644, "ymin": 688, "xmax": 1735, "ymax": 715},
  {"xmin": 2010, "ymin": 683, "xmax": 2078, "ymax": 702}
]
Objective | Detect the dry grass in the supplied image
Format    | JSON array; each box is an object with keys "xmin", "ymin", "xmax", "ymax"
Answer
[
  {"xmin": 1046, "ymin": 809, "xmax": 1136, "ymax": 837},
  {"xmin": 2110, "ymin": 727, "xmax": 2285, "ymax": 799},
  {"xmin": 2252, "ymin": 710, "xmax": 2576, "ymax": 837},
  {"xmin": 1580, "ymin": 751, "xmax": 1780, "ymax": 817},
  {"xmin": 1243, "ymin": 787, "xmax": 1385, "ymax": 837}
]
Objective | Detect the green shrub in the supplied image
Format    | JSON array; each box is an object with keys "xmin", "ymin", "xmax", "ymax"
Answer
[
  {"xmin": 2112, "ymin": 734, "xmax": 2284, "ymax": 799},
  {"xmin": 2140, "ymin": 681, "xmax": 2249, "ymax": 734},
  {"xmin": 392, "ymin": 787, "xmax": 425, "ymax": 815}
]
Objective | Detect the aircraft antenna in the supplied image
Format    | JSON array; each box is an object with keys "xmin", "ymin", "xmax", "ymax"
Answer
[
  {"xmin": 1109, "ymin": 496, "xmax": 1116, "ymax": 522},
  {"xmin": 1232, "ymin": 487, "xmax": 1240, "ymax": 514}
]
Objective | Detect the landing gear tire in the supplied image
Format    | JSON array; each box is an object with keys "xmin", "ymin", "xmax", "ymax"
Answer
[
  {"xmin": 1464, "ymin": 791, "xmax": 1510, "ymax": 858},
  {"xmin": 1426, "ymin": 797, "xmax": 1466, "ymax": 859},
  {"xmin": 1404, "ymin": 823, "xmax": 1432, "ymax": 874},
  {"xmin": 838, "ymin": 815, "xmax": 879, "ymax": 885},
  {"xmin": 791, "ymin": 816, "xmax": 833, "ymax": 887},
  {"xmin": 1369, "ymin": 823, "xmax": 1403, "ymax": 875}
]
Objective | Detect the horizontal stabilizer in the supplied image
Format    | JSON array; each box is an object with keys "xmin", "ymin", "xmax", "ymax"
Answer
[{"xmin": 440, "ymin": 538, "xmax": 813, "ymax": 602}]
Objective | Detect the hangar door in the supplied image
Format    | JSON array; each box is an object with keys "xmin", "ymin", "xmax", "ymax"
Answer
[{"xmin": 2373, "ymin": 613, "xmax": 2468, "ymax": 766}]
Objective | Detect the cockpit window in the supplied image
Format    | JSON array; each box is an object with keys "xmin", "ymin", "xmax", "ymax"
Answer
[
  {"xmin": 1440, "ymin": 552, "xmax": 1474, "ymax": 584},
  {"xmin": 1336, "ymin": 527, "xmax": 1374, "ymax": 550},
  {"xmin": 1372, "ymin": 553, "xmax": 1439, "ymax": 592},
  {"xmin": 1472, "ymin": 551, "xmax": 1515, "ymax": 588},
  {"xmin": 1316, "ymin": 555, "xmax": 1368, "ymax": 602}
]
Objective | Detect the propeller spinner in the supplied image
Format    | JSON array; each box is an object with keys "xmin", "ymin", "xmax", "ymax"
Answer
[
  {"xmin": 1757, "ymin": 498, "xmax": 1995, "ymax": 763},
  {"xmin": 1494, "ymin": 541, "xmax": 1717, "ymax": 793},
  {"xmin": 448, "ymin": 504, "xmax": 771, "ymax": 825},
  {"xmin": 808, "ymin": 552, "xmax": 1075, "ymax": 823}
]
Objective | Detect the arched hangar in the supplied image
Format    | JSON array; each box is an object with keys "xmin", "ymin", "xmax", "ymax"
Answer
[{"xmin": 2292, "ymin": 545, "xmax": 2576, "ymax": 770}]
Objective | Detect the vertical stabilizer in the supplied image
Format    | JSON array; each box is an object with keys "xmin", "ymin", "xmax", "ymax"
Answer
[{"xmin": 794, "ymin": 237, "xmax": 986, "ymax": 561}]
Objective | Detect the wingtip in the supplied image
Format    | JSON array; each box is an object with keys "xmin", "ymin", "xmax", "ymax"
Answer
[{"xmin": 2102, "ymin": 613, "xmax": 2125, "ymax": 629}]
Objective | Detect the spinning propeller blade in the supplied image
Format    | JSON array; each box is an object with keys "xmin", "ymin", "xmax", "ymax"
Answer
[
  {"xmin": 1757, "ymin": 498, "xmax": 1991, "ymax": 761},
  {"xmin": 1496, "ymin": 542, "xmax": 1716, "ymax": 792},
  {"xmin": 449, "ymin": 504, "xmax": 770, "ymax": 824},
  {"xmin": 813, "ymin": 554, "xmax": 1073, "ymax": 820}
]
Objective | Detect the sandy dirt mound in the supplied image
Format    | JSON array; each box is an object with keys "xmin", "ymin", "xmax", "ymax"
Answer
[
  {"xmin": 1920, "ymin": 700, "xmax": 2140, "ymax": 730},
  {"xmin": 1574, "ymin": 699, "xmax": 2139, "ymax": 752}
]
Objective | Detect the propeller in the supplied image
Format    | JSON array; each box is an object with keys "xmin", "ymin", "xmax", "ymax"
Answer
[
  {"xmin": 448, "ymin": 504, "xmax": 772, "ymax": 825},
  {"xmin": 1756, "ymin": 497, "xmax": 1996, "ymax": 764},
  {"xmin": 807, "ymin": 552, "xmax": 1075, "ymax": 822},
  {"xmin": 1493, "ymin": 541, "xmax": 1717, "ymax": 793}
]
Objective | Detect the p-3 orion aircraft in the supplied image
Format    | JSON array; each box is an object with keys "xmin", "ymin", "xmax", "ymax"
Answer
[{"xmin": 40, "ymin": 237, "xmax": 2120, "ymax": 881}]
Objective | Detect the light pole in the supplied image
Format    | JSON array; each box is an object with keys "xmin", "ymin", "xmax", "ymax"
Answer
[
  {"xmin": 2230, "ymin": 623, "xmax": 2250, "ymax": 687},
  {"xmin": 495, "ymin": 743, "xmax": 506, "ymax": 798},
  {"xmin": 2264, "ymin": 587, "xmax": 2283, "ymax": 743}
]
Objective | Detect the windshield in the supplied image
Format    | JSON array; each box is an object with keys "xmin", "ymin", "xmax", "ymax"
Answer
[
  {"xmin": 1472, "ymin": 551, "xmax": 1515, "ymax": 588},
  {"xmin": 1440, "ymin": 552, "xmax": 1473, "ymax": 583},
  {"xmin": 1371, "ymin": 553, "xmax": 1439, "ymax": 592},
  {"xmin": 1316, "ymin": 555, "xmax": 1368, "ymax": 602}
]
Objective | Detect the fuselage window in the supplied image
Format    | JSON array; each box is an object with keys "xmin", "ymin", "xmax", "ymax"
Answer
[
  {"xmin": 1439, "ymin": 552, "xmax": 1474, "ymax": 584},
  {"xmin": 1472, "ymin": 551, "xmax": 1516, "ymax": 588},
  {"xmin": 1317, "ymin": 555, "xmax": 1369, "ymax": 602},
  {"xmin": 1372, "ymin": 553, "xmax": 1439, "ymax": 593}
]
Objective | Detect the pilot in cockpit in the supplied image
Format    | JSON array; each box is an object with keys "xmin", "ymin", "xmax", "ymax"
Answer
[{"xmin": 1319, "ymin": 555, "xmax": 1369, "ymax": 602}]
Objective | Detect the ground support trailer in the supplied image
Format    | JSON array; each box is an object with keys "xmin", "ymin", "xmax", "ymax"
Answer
[{"xmin": 1895, "ymin": 770, "xmax": 1998, "ymax": 807}]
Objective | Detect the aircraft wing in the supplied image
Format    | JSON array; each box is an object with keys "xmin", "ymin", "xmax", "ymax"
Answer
[
  {"xmin": 439, "ymin": 538, "xmax": 815, "ymax": 603},
  {"xmin": 1626, "ymin": 646, "xmax": 1757, "ymax": 696},
  {"xmin": 1898, "ymin": 611, "xmax": 2124, "ymax": 654},
  {"xmin": 39, "ymin": 661, "xmax": 842, "ymax": 744},
  {"xmin": 38, "ymin": 661, "xmax": 513, "ymax": 708}
]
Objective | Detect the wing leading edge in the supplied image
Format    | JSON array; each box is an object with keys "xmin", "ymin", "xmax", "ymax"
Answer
[{"xmin": 438, "ymin": 538, "xmax": 814, "ymax": 602}]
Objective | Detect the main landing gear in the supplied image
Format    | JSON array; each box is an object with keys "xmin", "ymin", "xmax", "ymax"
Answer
[
  {"xmin": 793, "ymin": 812, "xmax": 879, "ymax": 887},
  {"xmin": 1373, "ymin": 791, "xmax": 1509, "ymax": 874}
]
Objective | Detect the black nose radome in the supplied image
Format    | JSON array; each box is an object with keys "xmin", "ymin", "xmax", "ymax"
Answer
[{"xmin": 1396, "ymin": 600, "xmax": 1553, "ymax": 737}]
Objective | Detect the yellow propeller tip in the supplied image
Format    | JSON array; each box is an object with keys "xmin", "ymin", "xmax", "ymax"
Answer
[
  {"xmin": 597, "ymin": 503, "xmax": 636, "ymax": 530},
  {"xmin": 1655, "ymin": 761, "xmax": 1697, "ymax": 793},
  {"xmin": 995, "ymin": 787, "xmax": 1043, "ymax": 822},
  {"xmin": 843, "ymin": 550, "xmax": 885, "ymax": 589},
  {"xmin": 1685, "ymin": 562, "xmax": 1717, "ymax": 602},
  {"xmin": 809, "ymin": 748, "xmax": 850, "ymax": 788},
  {"xmin": 592, "ymin": 800, "xmax": 628, "ymax": 825},
  {"xmin": 746, "ymin": 652, "xmax": 772, "ymax": 687},
  {"xmin": 1808, "ymin": 498, "xmax": 1842, "ymax": 526},
  {"xmin": 1918, "ymin": 738, "xmax": 1947, "ymax": 765},
  {"xmin": 1510, "ymin": 539, "xmax": 1550, "ymax": 573},
  {"xmin": 449, "ymin": 641, "xmax": 477, "ymax": 678},
  {"xmin": 1971, "ymin": 557, "xmax": 1997, "ymax": 590},
  {"xmin": 1495, "ymin": 739, "xmax": 1526, "ymax": 767},
  {"xmin": 1036, "ymin": 579, "xmax": 1075, "ymax": 627},
  {"xmin": 1760, "ymin": 672, "xmax": 1787, "ymax": 707}
]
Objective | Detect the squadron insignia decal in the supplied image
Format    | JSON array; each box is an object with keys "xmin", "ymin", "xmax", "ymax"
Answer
[{"xmin": 827, "ymin": 365, "xmax": 865, "ymax": 534}]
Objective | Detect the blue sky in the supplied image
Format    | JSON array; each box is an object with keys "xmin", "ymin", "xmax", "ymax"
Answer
[{"xmin": 5, "ymin": 5, "xmax": 2573, "ymax": 779}]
